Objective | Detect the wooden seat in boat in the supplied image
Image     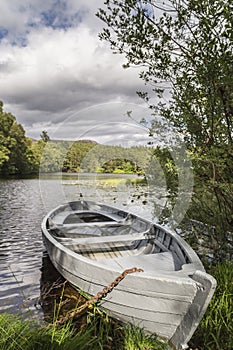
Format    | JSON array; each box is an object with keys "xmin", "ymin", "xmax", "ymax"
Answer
[{"xmin": 56, "ymin": 230, "xmax": 150, "ymax": 245}]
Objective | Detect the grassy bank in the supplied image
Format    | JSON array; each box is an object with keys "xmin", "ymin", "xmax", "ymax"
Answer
[
  {"xmin": 0, "ymin": 260, "xmax": 232, "ymax": 350},
  {"xmin": 0, "ymin": 312, "xmax": 169, "ymax": 350}
]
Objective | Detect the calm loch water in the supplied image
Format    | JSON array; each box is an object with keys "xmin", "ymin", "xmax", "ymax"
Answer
[
  {"xmin": 0, "ymin": 179, "xmax": 45, "ymax": 318},
  {"xmin": 0, "ymin": 174, "xmax": 156, "ymax": 320}
]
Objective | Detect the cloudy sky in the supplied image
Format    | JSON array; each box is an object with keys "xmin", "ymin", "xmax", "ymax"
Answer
[{"xmin": 0, "ymin": 0, "xmax": 158, "ymax": 146}]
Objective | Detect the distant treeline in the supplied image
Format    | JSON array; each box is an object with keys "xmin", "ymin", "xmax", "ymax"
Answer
[
  {"xmin": 0, "ymin": 101, "xmax": 152, "ymax": 176},
  {"xmin": 39, "ymin": 139, "xmax": 152, "ymax": 174}
]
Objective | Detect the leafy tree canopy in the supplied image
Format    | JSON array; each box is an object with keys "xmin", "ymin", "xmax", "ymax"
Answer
[
  {"xmin": 97, "ymin": 0, "xmax": 233, "ymax": 252},
  {"xmin": 0, "ymin": 101, "xmax": 36, "ymax": 175},
  {"xmin": 97, "ymin": 0, "xmax": 233, "ymax": 150}
]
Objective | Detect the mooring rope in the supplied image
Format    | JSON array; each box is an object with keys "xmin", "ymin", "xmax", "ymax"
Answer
[{"xmin": 53, "ymin": 267, "xmax": 143, "ymax": 327}]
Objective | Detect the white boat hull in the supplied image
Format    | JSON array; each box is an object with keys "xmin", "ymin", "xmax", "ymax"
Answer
[{"xmin": 41, "ymin": 201, "xmax": 216, "ymax": 350}]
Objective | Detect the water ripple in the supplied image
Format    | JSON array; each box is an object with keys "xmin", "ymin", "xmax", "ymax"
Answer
[{"xmin": 0, "ymin": 179, "xmax": 45, "ymax": 318}]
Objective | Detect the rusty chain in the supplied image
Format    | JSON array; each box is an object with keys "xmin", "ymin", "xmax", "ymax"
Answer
[{"xmin": 53, "ymin": 267, "xmax": 143, "ymax": 327}]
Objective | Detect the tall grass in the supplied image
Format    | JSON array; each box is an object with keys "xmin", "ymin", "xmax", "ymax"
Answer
[
  {"xmin": 122, "ymin": 324, "xmax": 169, "ymax": 350},
  {"xmin": 190, "ymin": 260, "xmax": 233, "ymax": 350},
  {"xmin": 0, "ymin": 312, "xmax": 170, "ymax": 350},
  {"xmin": 0, "ymin": 312, "xmax": 102, "ymax": 350}
]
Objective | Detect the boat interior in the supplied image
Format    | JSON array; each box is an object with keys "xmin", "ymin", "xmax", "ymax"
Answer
[{"xmin": 47, "ymin": 206, "xmax": 192, "ymax": 273}]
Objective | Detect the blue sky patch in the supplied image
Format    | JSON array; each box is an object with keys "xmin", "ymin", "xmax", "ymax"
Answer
[
  {"xmin": 41, "ymin": 0, "xmax": 71, "ymax": 29},
  {"xmin": 11, "ymin": 35, "xmax": 28, "ymax": 47},
  {"xmin": 40, "ymin": 0, "xmax": 85, "ymax": 30},
  {"xmin": 0, "ymin": 28, "xmax": 8, "ymax": 41},
  {"xmin": 0, "ymin": 1, "xmax": 89, "ymax": 47}
]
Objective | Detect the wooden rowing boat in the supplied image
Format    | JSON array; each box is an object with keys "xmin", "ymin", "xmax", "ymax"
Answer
[{"xmin": 41, "ymin": 200, "xmax": 216, "ymax": 350}]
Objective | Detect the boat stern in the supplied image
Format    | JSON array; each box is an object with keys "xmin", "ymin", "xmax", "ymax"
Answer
[{"xmin": 170, "ymin": 270, "xmax": 217, "ymax": 349}]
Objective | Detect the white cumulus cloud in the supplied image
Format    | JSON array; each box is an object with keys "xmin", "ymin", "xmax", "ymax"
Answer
[{"xmin": 0, "ymin": 0, "xmax": 149, "ymax": 143}]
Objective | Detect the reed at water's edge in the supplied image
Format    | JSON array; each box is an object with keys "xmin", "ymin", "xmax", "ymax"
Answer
[{"xmin": 0, "ymin": 260, "xmax": 232, "ymax": 350}]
